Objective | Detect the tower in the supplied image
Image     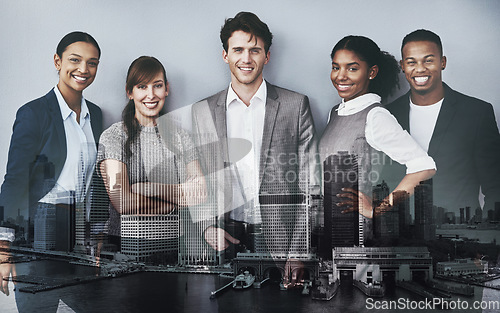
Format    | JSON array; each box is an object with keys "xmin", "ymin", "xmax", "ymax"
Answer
[
  {"xmin": 323, "ymin": 152, "xmax": 361, "ymax": 252},
  {"xmin": 414, "ymin": 179, "xmax": 435, "ymax": 241},
  {"xmin": 373, "ymin": 181, "xmax": 398, "ymax": 240}
]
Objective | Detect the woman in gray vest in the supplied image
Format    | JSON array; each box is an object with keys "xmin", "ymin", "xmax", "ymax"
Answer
[{"xmin": 319, "ymin": 36, "xmax": 436, "ymax": 241}]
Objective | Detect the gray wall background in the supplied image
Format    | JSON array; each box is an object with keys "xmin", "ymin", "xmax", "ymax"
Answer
[{"xmin": 1, "ymin": 0, "xmax": 499, "ymax": 180}]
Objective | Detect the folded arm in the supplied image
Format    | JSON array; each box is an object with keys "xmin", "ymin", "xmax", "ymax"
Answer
[
  {"xmin": 99, "ymin": 159, "xmax": 176, "ymax": 215},
  {"xmin": 131, "ymin": 160, "xmax": 207, "ymax": 207}
]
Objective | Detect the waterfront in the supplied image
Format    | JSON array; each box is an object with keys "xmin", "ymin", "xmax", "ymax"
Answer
[
  {"xmin": 1, "ymin": 260, "xmax": 500, "ymax": 313},
  {"xmin": 436, "ymin": 228, "xmax": 500, "ymax": 244}
]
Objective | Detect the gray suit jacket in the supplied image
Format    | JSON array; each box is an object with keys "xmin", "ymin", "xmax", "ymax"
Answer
[{"xmin": 191, "ymin": 82, "xmax": 317, "ymax": 252}]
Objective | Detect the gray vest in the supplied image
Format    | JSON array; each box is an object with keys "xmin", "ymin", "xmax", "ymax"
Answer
[
  {"xmin": 319, "ymin": 103, "xmax": 383, "ymax": 195},
  {"xmin": 319, "ymin": 103, "xmax": 384, "ymax": 242}
]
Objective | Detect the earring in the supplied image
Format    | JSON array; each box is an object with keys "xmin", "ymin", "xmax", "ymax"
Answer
[{"xmin": 369, "ymin": 77, "xmax": 373, "ymax": 80}]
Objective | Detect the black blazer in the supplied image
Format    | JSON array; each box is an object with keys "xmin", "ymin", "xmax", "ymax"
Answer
[
  {"xmin": 0, "ymin": 88, "xmax": 103, "ymax": 220},
  {"xmin": 385, "ymin": 83, "xmax": 500, "ymax": 213}
]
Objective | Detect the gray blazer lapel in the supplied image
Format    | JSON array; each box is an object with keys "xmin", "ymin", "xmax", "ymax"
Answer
[
  {"xmin": 213, "ymin": 89, "xmax": 229, "ymax": 161},
  {"xmin": 259, "ymin": 83, "xmax": 280, "ymax": 185}
]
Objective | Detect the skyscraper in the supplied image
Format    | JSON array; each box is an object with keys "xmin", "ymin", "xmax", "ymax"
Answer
[
  {"xmin": 373, "ymin": 181, "xmax": 390, "ymax": 203},
  {"xmin": 258, "ymin": 193, "xmax": 312, "ymax": 257},
  {"xmin": 32, "ymin": 155, "xmax": 56, "ymax": 250},
  {"xmin": 178, "ymin": 132, "xmax": 222, "ymax": 266},
  {"xmin": 34, "ymin": 202, "xmax": 56, "ymax": 250},
  {"xmin": 394, "ymin": 190, "xmax": 411, "ymax": 238},
  {"xmin": 323, "ymin": 153, "xmax": 362, "ymax": 251},
  {"xmin": 494, "ymin": 202, "xmax": 500, "ymax": 222},
  {"xmin": 373, "ymin": 181, "xmax": 398, "ymax": 240},
  {"xmin": 414, "ymin": 179, "xmax": 435, "ymax": 241},
  {"xmin": 74, "ymin": 170, "xmax": 110, "ymax": 255},
  {"xmin": 474, "ymin": 207, "xmax": 483, "ymax": 223}
]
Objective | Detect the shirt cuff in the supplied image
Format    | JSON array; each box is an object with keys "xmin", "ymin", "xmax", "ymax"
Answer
[
  {"xmin": 0, "ymin": 227, "xmax": 15, "ymax": 242},
  {"xmin": 405, "ymin": 156, "xmax": 436, "ymax": 174}
]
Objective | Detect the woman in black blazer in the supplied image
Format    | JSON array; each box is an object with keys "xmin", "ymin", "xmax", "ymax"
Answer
[{"xmin": 0, "ymin": 32, "xmax": 102, "ymax": 300}]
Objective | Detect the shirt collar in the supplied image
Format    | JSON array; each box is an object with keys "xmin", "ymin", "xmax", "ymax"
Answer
[
  {"xmin": 336, "ymin": 93, "xmax": 381, "ymax": 116},
  {"xmin": 54, "ymin": 85, "xmax": 89, "ymax": 121},
  {"xmin": 409, "ymin": 96, "xmax": 444, "ymax": 108},
  {"xmin": 226, "ymin": 79, "xmax": 267, "ymax": 109}
]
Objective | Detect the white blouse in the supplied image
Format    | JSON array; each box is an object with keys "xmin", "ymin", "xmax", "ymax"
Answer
[{"xmin": 336, "ymin": 93, "xmax": 436, "ymax": 174}]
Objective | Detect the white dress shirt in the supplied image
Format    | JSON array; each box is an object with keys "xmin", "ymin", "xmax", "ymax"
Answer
[
  {"xmin": 226, "ymin": 80, "xmax": 266, "ymax": 223},
  {"xmin": 39, "ymin": 85, "xmax": 96, "ymax": 204},
  {"xmin": 409, "ymin": 97, "xmax": 443, "ymax": 152},
  {"xmin": 336, "ymin": 93, "xmax": 436, "ymax": 174}
]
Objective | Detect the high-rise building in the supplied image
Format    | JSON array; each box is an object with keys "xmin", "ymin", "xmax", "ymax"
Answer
[
  {"xmin": 394, "ymin": 190, "xmax": 411, "ymax": 238},
  {"xmin": 178, "ymin": 132, "xmax": 222, "ymax": 266},
  {"xmin": 474, "ymin": 207, "xmax": 483, "ymax": 223},
  {"xmin": 465, "ymin": 206, "xmax": 471, "ymax": 224},
  {"xmin": 74, "ymin": 170, "xmax": 110, "ymax": 255},
  {"xmin": 121, "ymin": 214, "xmax": 178, "ymax": 263},
  {"xmin": 436, "ymin": 206, "xmax": 445, "ymax": 226},
  {"xmin": 414, "ymin": 179, "xmax": 435, "ymax": 241},
  {"xmin": 459, "ymin": 208, "xmax": 465, "ymax": 224},
  {"xmin": 34, "ymin": 203, "xmax": 56, "ymax": 250},
  {"xmin": 32, "ymin": 155, "xmax": 56, "ymax": 250},
  {"xmin": 444, "ymin": 212, "xmax": 456, "ymax": 224},
  {"xmin": 323, "ymin": 153, "xmax": 362, "ymax": 250},
  {"xmin": 488, "ymin": 209, "xmax": 495, "ymax": 221},
  {"xmin": 55, "ymin": 191, "xmax": 75, "ymax": 252},
  {"xmin": 258, "ymin": 194, "xmax": 312, "ymax": 258},
  {"xmin": 373, "ymin": 181, "xmax": 390, "ymax": 203},
  {"xmin": 309, "ymin": 193, "xmax": 324, "ymax": 253},
  {"xmin": 373, "ymin": 181, "xmax": 399, "ymax": 240},
  {"xmin": 179, "ymin": 206, "xmax": 218, "ymax": 266}
]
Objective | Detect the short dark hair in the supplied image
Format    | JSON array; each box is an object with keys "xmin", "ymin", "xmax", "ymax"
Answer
[
  {"xmin": 401, "ymin": 29, "xmax": 443, "ymax": 56},
  {"xmin": 56, "ymin": 31, "xmax": 101, "ymax": 58},
  {"xmin": 220, "ymin": 12, "xmax": 273, "ymax": 54},
  {"xmin": 331, "ymin": 35, "xmax": 400, "ymax": 100}
]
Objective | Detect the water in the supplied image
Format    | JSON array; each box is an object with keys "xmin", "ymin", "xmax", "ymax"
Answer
[{"xmin": 1, "ymin": 260, "xmax": 499, "ymax": 313}]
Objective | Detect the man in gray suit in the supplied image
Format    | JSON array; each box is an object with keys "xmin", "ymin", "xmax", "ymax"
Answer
[{"xmin": 192, "ymin": 12, "xmax": 317, "ymax": 276}]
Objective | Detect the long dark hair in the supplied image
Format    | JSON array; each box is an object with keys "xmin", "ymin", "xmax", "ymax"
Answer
[
  {"xmin": 122, "ymin": 56, "xmax": 168, "ymax": 157},
  {"xmin": 331, "ymin": 35, "xmax": 399, "ymax": 101}
]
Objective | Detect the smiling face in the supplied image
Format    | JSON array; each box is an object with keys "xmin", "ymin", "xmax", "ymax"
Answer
[
  {"xmin": 128, "ymin": 72, "xmax": 169, "ymax": 126},
  {"xmin": 401, "ymin": 40, "xmax": 446, "ymax": 104},
  {"xmin": 330, "ymin": 49, "xmax": 378, "ymax": 102},
  {"xmin": 54, "ymin": 41, "xmax": 99, "ymax": 96},
  {"xmin": 223, "ymin": 30, "xmax": 270, "ymax": 91}
]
